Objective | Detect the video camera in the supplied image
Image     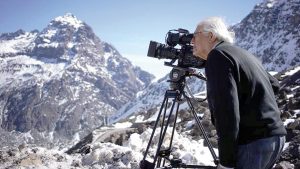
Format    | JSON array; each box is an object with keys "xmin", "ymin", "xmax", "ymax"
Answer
[{"xmin": 147, "ymin": 28, "xmax": 206, "ymax": 69}]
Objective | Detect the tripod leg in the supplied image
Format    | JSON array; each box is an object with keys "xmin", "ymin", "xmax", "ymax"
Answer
[
  {"xmin": 169, "ymin": 101, "xmax": 180, "ymax": 148},
  {"xmin": 156, "ymin": 96, "xmax": 170, "ymax": 168},
  {"xmin": 185, "ymin": 95, "xmax": 219, "ymax": 165},
  {"xmin": 158, "ymin": 100, "xmax": 180, "ymax": 168},
  {"xmin": 158, "ymin": 97, "xmax": 170, "ymax": 147},
  {"xmin": 142, "ymin": 95, "xmax": 168, "ymax": 163},
  {"xmin": 154, "ymin": 96, "xmax": 178, "ymax": 167}
]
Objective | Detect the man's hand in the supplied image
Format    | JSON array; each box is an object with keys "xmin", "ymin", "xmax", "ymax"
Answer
[{"xmin": 217, "ymin": 164, "xmax": 234, "ymax": 169}]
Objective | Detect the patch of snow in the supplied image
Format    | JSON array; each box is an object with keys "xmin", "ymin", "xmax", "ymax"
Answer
[
  {"xmin": 282, "ymin": 66, "xmax": 300, "ymax": 77},
  {"xmin": 135, "ymin": 115, "xmax": 145, "ymax": 123},
  {"xmin": 86, "ymin": 64, "xmax": 97, "ymax": 74},
  {"xmin": 37, "ymin": 42, "xmax": 59, "ymax": 48},
  {"xmin": 114, "ymin": 122, "xmax": 133, "ymax": 128},
  {"xmin": 283, "ymin": 119, "xmax": 295, "ymax": 126},
  {"xmin": 0, "ymin": 32, "xmax": 36, "ymax": 54},
  {"xmin": 287, "ymin": 94, "xmax": 294, "ymax": 99},
  {"xmin": 52, "ymin": 13, "xmax": 83, "ymax": 29}
]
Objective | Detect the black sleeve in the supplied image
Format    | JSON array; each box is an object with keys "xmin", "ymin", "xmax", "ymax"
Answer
[{"xmin": 205, "ymin": 49, "xmax": 240, "ymax": 168}]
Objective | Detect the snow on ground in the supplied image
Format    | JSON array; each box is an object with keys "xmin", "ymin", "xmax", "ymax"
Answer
[
  {"xmin": 0, "ymin": 146, "xmax": 85, "ymax": 169},
  {"xmin": 104, "ymin": 121, "xmax": 217, "ymax": 167},
  {"xmin": 281, "ymin": 66, "xmax": 300, "ymax": 77},
  {"xmin": 0, "ymin": 124, "xmax": 217, "ymax": 169},
  {"xmin": 134, "ymin": 127, "xmax": 218, "ymax": 167}
]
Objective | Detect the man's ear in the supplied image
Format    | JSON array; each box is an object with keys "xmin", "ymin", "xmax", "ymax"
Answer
[{"xmin": 209, "ymin": 32, "xmax": 217, "ymax": 43}]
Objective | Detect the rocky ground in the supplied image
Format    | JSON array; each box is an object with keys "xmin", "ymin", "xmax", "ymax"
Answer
[{"xmin": 275, "ymin": 69, "xmax": 300, "ymax": 169}]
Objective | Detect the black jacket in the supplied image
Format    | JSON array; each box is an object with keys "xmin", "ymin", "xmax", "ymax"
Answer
[{"xmin": 205, "ymin": 42, "xmax": 286, "ymax": 167}]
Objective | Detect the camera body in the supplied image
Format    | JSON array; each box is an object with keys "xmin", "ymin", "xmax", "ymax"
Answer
[{"xmin": 147, "ymin": 29, "xmax": 205, "ymax": 69}]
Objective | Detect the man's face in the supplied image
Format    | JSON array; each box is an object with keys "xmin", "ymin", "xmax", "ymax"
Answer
[{"xmin": 191, "ymin": 26, "xmax": 210, "ymax": 60}]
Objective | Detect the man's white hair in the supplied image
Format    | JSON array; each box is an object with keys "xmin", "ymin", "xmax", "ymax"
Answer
[{"xmin": 198, "ymin": 17, "xmax": 235, "ymax": 44}]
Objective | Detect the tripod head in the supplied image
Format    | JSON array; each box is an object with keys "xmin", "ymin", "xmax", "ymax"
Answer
[{"xmin": 165, "ymin": 60, "xmax": 207, "ymax": 91}]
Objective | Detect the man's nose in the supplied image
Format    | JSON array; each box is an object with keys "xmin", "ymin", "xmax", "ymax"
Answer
[{"xmin": 191, "ymin": 37, "xmax": 195, "ymax": 44}]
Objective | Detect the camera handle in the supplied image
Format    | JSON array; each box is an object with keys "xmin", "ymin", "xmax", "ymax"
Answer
[{"xmin": 140, "ymin": 70, "xmax": 219, "ymax": 169}]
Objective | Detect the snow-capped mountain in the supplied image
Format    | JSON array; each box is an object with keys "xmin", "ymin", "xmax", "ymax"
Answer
[
  {"xmin": 109, "ymin": 72, "xmax": 207, "ymax": 124},
  {"xmin": 232, "ymin": 0, "xmax": 300, "ymax": 71},
  {"xmin": 0, "ymin": 13, "xmax": 154, "ymax": 147}
]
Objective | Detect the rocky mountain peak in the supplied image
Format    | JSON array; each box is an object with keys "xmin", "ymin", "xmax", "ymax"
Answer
[
  {"xmin": 50, "ymin": 13, "xmax": 84, "ymax": 30},
  {"xmin": 28, "ymin": 13, "xmax": 102, "ymax": 62}
]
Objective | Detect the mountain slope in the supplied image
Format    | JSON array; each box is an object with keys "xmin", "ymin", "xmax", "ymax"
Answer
[
  {"xmin": 109, "ymin": 72, "xmax": 207, "ymax": 124},
  {"xmin": 232, "ymin": 0, "xmax": 300, "ymax": 71},
  {"xmin": 0, "ymin": 13, "xmax": 154, "ymax": 147}
]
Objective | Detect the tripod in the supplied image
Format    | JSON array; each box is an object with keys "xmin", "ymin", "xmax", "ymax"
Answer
[{"xmin": 140, "ymin": 67, "xmax": 219, "ymax": 169}]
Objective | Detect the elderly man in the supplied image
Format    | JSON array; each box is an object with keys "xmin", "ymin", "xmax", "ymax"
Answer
[{"xmin": 191, "ymin": 17, "xmax": 286, "ymax": 169}]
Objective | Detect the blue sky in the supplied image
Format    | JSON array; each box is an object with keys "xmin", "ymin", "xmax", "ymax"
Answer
[{"xmin": 0, "ymin": 0, "xmax": 262, "ymax": 79}]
